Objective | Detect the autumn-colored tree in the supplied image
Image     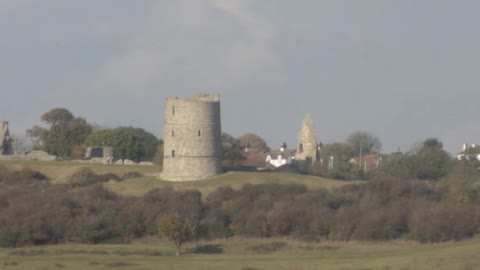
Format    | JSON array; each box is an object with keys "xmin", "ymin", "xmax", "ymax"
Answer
[{"xmin": 157, "ymin": 215, "xmax": 196, "ymax": 256}]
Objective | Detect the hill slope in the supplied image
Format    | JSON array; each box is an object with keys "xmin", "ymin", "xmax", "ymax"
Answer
[
  {"xmin": 0, "ymin": 160, "xmax": 161, "ymax": 183},
  {"xmin": 0, "ymin": 160, "xmax": 358, "ymax": 196},
  {"xmin": 105, "ymin": 171, "xmax": 358, "ymax": 196}
]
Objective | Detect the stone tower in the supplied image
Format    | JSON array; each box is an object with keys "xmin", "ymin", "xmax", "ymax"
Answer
[
  {"xmin": 0, "ymin": 121, "xmax": 14, "ymax": 155},
  {"xmin": 160, "ymin": 94, "xmax": 222, "ymax": 181},
  {"xmin": 294, "ymin": 114, "xmax": 319, "ymax": 162}
]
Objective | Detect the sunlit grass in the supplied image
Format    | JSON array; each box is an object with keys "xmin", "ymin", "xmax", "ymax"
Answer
[
  {"xmin": 0, "ymin": 159, "xmax": 161, "ymax": 183},
  {"xmin": 0, "ymin": 160, "xmax": 359, "ymax": 196},
  {"xmin": 1, "ymin": 237, "xmax": 480, "ymax": 270},
  {"xmin": 105, "ymin": 171, "xmax": 358, "ymax": 197}
]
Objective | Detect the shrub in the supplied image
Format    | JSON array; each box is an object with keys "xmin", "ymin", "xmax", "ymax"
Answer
[{"xmin": 409, "ymin": 201, "xmax": 476, "ymax": 242}]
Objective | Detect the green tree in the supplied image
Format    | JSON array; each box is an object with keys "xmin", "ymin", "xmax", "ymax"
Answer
[
  {"xmin": 26, "ymin": 108, "xmax": 92, "ymax": 158},
  {"xmin": 322, "ymin": 143, "xmax": 355, "ymax": 179},
  {"xmin": 347, "ymin": 131, "xmax": 382, "ymax": 156},
  {"xmin": 415, "ymin": 138, "xmax": 451, "ymax": 180},
  {"xmin": 377, "ymin": 138, "xmax": 452, "ymax": 180},
  {"xmin": 422, "ymin": 138, "xmax": 443, "ymax": 150},
  {"xmin": 41, "ymin": 108, "xmax": 74, "ymax": 125},
  {"xmin": 152, "ymin": 143, "xmax": 164, "ymax": 165},
  {"xmin": 157, "ymin": 215, "xmax": 196, "ymax": 256},
  {"xmin": 85, "ymin": 127, "xmax": 161, "ymax": 162},
  {"xmin": 375, "ymin": 154, "xmax": 417, "ymax": 180},
  {"xmin": 222, "ymin": 132, "xmax": 245, "ymax": 167},
  {"xmin": 238, "ymin": 133, "xmax": 270, "ymax": 153}
]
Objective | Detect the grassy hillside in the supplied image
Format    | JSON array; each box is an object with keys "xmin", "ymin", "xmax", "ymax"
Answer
[
  {"xmin": 0, "ymin": 160, "xmax": 357, "ymax": 196},
  {"xmin": 0, "ymin": 160, "xmax": 161, "ymax": 183},
  {"xmin": 1, "ymin": 237, "xmax": 479, "ymax": 270},
  {"xmin": 104, "ymin": 171, "xmax": 357, "ymax": 197}
]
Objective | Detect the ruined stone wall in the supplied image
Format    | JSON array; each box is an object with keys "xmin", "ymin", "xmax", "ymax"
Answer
[
  {"xmin": 295, "ymin": 115, "xmax": 318, "ymax": 162},
  {"xmin": 160, "ymin": 94, "xmax": 222, "ymax": 181},
  {"xmin": 0, "ymin": 121, "xmax": 14, "ymax": 155}
]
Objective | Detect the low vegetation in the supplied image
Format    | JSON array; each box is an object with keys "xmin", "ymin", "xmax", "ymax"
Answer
[{"xmin": 1, "ymin": 162, "xmax": 480, "ymax": 250}]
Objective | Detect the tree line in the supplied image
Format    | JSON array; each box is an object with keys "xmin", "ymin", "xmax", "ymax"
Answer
[
  {"xmin": 26, "ymin": 108, "xmax": 162, "ymax": 162},
  {"xmin": 24, "ymin": 108, "xmax": 459, "ymax": 183},
  {"xmin": 312, "ymin": 137, "xmax": 453, "ymax": 181}
]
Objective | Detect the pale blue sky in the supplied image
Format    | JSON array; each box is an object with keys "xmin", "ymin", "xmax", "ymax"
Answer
[{"xmin": 1, "ymin": 0, "xmax": 479, "ymax": 154}]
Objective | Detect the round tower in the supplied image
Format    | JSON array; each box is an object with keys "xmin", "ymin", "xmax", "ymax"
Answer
[{"xmin": 160, "ymin": 94, "xmax": 222, "ymax": 181}]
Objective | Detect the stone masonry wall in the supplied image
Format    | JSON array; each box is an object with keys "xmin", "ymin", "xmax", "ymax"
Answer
[
  {"xmin": 0, "ymin": 121, "xmax": 14, "ymax": 155},
  {"xmin": 295, "ymin": 115, "xmax": 318, "ymax": 162},
  {"xmin": 160, "ymin": 94, "xmax": 222, "ymax": 181}
]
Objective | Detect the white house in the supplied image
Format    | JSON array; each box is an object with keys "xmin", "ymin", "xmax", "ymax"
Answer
[
  {"xmin": 457, "ymin": 143, "xmax": 480, "ymax": 161},
  {"xmin": 265, "ymin": 144, "xmax": 296, "ymax": 168}
]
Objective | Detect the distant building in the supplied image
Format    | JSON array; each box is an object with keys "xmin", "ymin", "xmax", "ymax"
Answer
[
  {"xmin": 457, "ymin": 143, "xmax": 480, "ymax": 161},
  {"xmin": 349, "ymin": 154, "xmax": 383, "ymax": 172},
  {"xmin": 266, "ymin": 143, "xmax": 296, "ymax": 168},
  {"xmin": 240, "ymin": 153, "xmax": 267, "ymax": 168},
  {"xmin": 85, "ymin": 146, "xmax": 114, "ymax": 163}
]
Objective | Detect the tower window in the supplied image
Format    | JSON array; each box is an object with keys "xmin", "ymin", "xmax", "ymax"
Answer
[
  {"xmin": 172, "ymin": 150, "xmax": 175, "ymax": 157},
  {"xmin": 198, "ymin": 130, "xmax": 201, "ymax": 137},
  {"xmin": 299, "ymin": 143, "xmax": 304, "ymax": 153},
  {"xmin": 172, "ymin": 130, "xmax": 174, "ymax": 137},
  {"xmin": 172, "ymin": 106, "xmax": 175, "ymax": 115}
]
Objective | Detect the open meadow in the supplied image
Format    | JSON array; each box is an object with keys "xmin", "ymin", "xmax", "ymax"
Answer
[
  {"xmin": 1, "ymin": 237, "xmax": 480, "ymax": 270},
  {"xmin": 1, "ymin": 160, "xmax": 480, "ymax": 270}
]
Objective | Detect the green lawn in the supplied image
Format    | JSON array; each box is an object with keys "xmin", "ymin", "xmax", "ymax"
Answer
[
  {"xmin": 0, "ymin": 160, "xmax": 161, "ymax": 184},
  {"xmin": 1, "ymin": 237, "xmax": 479, "ymax": 270},
  {"xmin": 0, "ymin": 160, "xmax": 358, "ymax": 197},
  {"xmin": 104, "ymin": 171, "xmax": 358, "ymax": 197}
]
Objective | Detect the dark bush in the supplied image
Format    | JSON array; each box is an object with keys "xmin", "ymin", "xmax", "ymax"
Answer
[
  {"xmin": 68, "ymin": 168, "xmax": 120, "ymax": 188},
  {"xmin": 409, "ymin": 201, "xmax": 476, "ymax": 242}
]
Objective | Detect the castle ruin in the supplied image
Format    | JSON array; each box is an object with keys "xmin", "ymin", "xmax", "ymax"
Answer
[
  {"xmin": 160, "ymin": 94, "xmax": 222, "ymax": 181},
  {"xmin": 0, "ymin": 121, "xmax": 14, "ymax": 155},
  {"xmin": 294, "ymin": 114, "xmax": 320, "ymax": 164}
]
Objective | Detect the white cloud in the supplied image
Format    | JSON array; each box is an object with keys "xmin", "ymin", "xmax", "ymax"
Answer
[{"xmin": 97, "ymin": 0, "xmax": 278, "ymax": 93}]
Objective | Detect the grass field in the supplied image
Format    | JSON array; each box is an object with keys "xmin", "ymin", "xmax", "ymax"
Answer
[
  {"xmin": 2, "ymin": 160, "xmax": 478, "ymax": 270},
  {"xmin": 105, "ymin": 171, "xmax": 358, "ymax": 197},
  {"xmin": 0, "ymin": 160, "xmax": 161, "ymax": 184},
  {"xmin": 0, "ymin": 160, "xmax": 357, "ymax": 197},
  {"xmin": 1, "ymin": 237, "xmax": 480, "ymax": 270}
]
